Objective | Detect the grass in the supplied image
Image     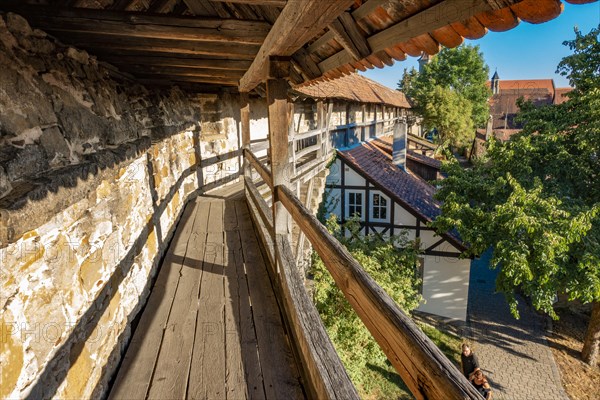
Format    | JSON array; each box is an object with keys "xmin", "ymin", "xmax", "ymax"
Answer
[{"xmin": 354, "ymin": 321, "xmax": 463, "ymax": 399}]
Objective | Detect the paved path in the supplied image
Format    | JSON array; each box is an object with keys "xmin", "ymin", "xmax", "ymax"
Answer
[{"xmin": 466, "ymin": 250, "xmax": 568, "ymax": 400}]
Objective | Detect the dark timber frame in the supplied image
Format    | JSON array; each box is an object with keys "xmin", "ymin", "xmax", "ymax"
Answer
[{"xmin": 327, "ymin": 158, "xmax": 464, "ymax": 257}]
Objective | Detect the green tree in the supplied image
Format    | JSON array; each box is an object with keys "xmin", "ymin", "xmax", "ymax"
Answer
[
  {"xmin": 433, "ymin": 27, "xmax": 600, "ymax": 365},
  {"xmin": 399, "ymin": 45, "xmax": 490, "ymax": 148},
  {"xmin": 312, "ymin": 215, "xmax": 422, "ymax": 394},
  {"xmin": 397, "ymin": 66, "xmax": 419, "ymax": 98}
]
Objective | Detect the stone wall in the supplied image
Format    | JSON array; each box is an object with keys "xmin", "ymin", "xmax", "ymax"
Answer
[{"xmin": 0, "ymin": 13, "xmax": 240, "ymax": 399}]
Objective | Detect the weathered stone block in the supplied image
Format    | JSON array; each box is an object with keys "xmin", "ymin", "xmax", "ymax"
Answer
[
  {"xmin": 0, "ymin": 165, "xmax": 11, "ymax": 199},
  {"xmin": 3, "ymin": 144, "xmax": 49, "ymax": 181},
  {"xmin": 6, "ymin": 13, "xmax": 32, "ymax": 37},
  {"xmin": 40, "ymin": 126, "xmax": 70, "ymax": 165}
]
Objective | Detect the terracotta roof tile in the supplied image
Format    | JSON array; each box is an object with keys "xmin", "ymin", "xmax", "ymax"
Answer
[
  {"xmin": 339, "ymin": 141, "xmax": 440, "ymax": 222},
  {"xmin": 294, "ymin": 73, "xmax": 411, "ymax": 108},
  {"xmin": 339, "ymin": 141, "xmax": 465, "ymax": 250}
]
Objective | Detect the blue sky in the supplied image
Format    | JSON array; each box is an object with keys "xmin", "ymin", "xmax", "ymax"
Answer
[{"xmin": 359, "ymin": 2, "xmax": 600, "ymax": 90}]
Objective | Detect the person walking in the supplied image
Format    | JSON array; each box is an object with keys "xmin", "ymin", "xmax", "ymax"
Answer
[{"xmin": 461, "ymin": 343, "xmax": 480, "ymax": 380}]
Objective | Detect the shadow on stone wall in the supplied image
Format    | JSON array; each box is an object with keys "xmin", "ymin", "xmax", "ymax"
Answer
[{"xmin": 23, "ymin": 148, "xmax": 241, "ymax": 399}]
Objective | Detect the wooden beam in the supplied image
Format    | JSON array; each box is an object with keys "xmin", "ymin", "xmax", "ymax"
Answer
[
  {"xmin": 109, "ymin": 0, "xmax": 137, "ymax": 10},
  {"xmin": 328, "ymin": 19, "xmax": 362, "ymax": 61},
  {"xmin": 351, "ymin": 0, "xmax": 391, "ymax": 21},
  {"xmin": 291, "ymin": 48, "xmax": 322, "ymax": 79},
  {"xmin": 209, "ymin": 0, "xmax": 287, "ymax": 6},
  {"xmin": 239, "ymin": 0, "xmax": 354, "ymax": 92},
  {"xmin": 241, "ymin": 93, "xmax": 251, "ymax": 179},
  {"xmin": 65, "ymin": 35, "xmax": 259, "ymax": 59},
  {"xmin": 116, "ymin": 65, "xmax": 244, "ymax": 78},
  {"xmin": 267, "ymin": 62, "xmax": 292, "ymax": 237},
  {"xmin": 338, "ymin": 12, "xmax": 370, "ymax": 58},
  {"xmin": 97, "ymin": 55, "xmax": 252, "ymax": 70},
  {"xmin": 147, "ymin": 0, "xmax": 179, "ymax": 13},
  {"xmin": 328, "ymin": 11, "xmax": 371, "ymax": 61},
  {"xmin": 3, "ymin": 4, "xmax": 271, "ymax": 45},
  {"xmin": 275, "ymin": 234, "xmax": 360, "ymax": 400},
  {"xmin": 135, "ymin": 74, "xmax": 240, "ymax": 85},
  {"xmin": 276, "ymin": 184, "xmax": 484, "ymax": 400},
  {"xmin": 318, "ymin": 0, "xmax": 495, "ymax": 74}
]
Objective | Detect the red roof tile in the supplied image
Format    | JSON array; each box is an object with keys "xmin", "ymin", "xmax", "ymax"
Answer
[
  {"xmin": 338, "ymin": 142, "xmax": 465, "ymax": 250},
  {"xmin": 339, "ymin": 142, "xmax": 440, "ymax": 222}
]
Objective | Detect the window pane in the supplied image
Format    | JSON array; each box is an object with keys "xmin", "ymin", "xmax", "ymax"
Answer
[
  {"xmin": 373, "ymin": 207, "xmax": 380, "ymax": 218},
  {"xmin": 381, "ymin": 208, "xmax": 387, "ymax": 219},
  {"xmin": 373, "ymin": 194, "xmax": 379, "ymax": 206}
]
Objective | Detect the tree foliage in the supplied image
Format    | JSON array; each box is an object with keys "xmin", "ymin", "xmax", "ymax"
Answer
[
  {"xmin": 433, "ymin": 27, "xmax": 600, "ymax": 363},
  {"xmin": 399, "ymin": 45, "xmax": 490, "ymax": 148},
  {"xmin": 311, "ymin": 215, "xmax": 422, "ymax": 393}
]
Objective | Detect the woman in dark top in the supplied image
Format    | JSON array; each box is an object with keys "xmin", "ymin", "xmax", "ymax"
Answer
[
  {"xmin": 470, "ymin": 369, "xmax": 493, "ymax": 399},
  {"xmin": 460, "ymin": 343, "xmax": 479, "ymax": 379}
]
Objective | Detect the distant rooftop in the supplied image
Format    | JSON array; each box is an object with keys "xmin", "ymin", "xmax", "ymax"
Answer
[{"xmin": 294, "ymin": 73, "xmax": 411, "ymax": 108}]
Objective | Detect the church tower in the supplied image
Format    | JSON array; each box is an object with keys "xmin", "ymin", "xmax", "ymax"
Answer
[{"xmin": 491, "ymin": 70, "xmax": 500, "ymax": 95}]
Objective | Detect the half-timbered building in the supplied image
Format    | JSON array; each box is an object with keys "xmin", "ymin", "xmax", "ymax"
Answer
[{"xmin": 324, "ymin": 129, "xmax": 469, "ymax": 321}]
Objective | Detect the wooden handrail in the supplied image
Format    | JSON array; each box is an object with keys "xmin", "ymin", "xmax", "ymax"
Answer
[
  {"xmin": 244, "ymin": 178, "xmax": 274, "ymax": 238},
  {"xmin": 276, "ymin": 184, "xmax": 483, "ymax": 400},
  {"xmin": 244, "ymin": 148, "xmax": 273, "ymax": 189},
  {"xmin": 275, "ymin": 235, "xmax": 359, "ymax": 400}
]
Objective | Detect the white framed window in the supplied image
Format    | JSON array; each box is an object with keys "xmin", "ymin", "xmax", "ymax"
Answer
[
  {"xmin": 371, "ymin": 193, "xmax": 388, "ymax": 222},
  {"xmin": 346, "ymin": 191, "xmax": 364, "ymax": 219}
]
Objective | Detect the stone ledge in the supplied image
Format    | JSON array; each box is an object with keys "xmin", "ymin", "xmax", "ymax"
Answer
[{"xmin": 0, "ymin": 137, "xmax": 151, "ymax": 248}]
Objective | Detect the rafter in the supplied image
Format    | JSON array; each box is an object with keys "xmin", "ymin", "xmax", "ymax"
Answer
[
  {"xmin": 317, "ymin": 0, "xmax": 498, "ymax": 75},
  {"xmin": 0, "ymin": 4, "xmax": 271, "ymax": 45},
  {"xmin": 209, "ymin": 0, "xmax": 287, "ymax": 6},
  {"xmin": 239, "ymin": 0, "xmax": 353, "ymax": 92},
  {"xmin": 66, "ymin": 35, "xmax": 259, "ymax": 59},
  {"xmin": 96, "ymin": 55, "xmax": 252, "ymax": 70}
]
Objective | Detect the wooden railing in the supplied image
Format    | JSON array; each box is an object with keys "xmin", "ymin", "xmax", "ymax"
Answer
[
  {"xmin": 243, "ymin": 148, "xmax": 359, "ymax": 400},
  {"xmin": 248, "ymin": 114, "xmax": 399, "ymax": 185},
  {"xmin": 243, "ymin": 147, "xmax": 484, "ymax": 400}
]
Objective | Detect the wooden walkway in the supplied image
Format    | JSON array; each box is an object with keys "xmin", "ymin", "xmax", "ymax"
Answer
[{"xmin": 109, "ymin": 182, "xmax": 305, "ymax": 400}]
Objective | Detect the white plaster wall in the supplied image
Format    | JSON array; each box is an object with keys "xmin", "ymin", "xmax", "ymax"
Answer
[
  {"xmin": 343, "ymin": 166, "xmax": 365, "ymax": 186},
  {"xmin": 393, "ymin": 203, "xmax": 418, "ymax": 226},
  {"xmin": 418, "ymin": 256, "xmax": 471, "ymax": 321}
]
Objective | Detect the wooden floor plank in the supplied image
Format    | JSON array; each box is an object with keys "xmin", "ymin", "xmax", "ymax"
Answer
[
  {"xmin": 223, "ymin": 230, "xmax": 248, "ymax": 400},
  {"xmin": 208, "ymin": 200, "xmax": 224, "ymax": 233},
  {"xmin": 187, "ymin": 230, "xmax": 226, "ymax": 399},
  {"xmin": 109, "ymin": 202, "xmax": 198, "ymax": 400},
  {"xmin": 239, "ymin": 229, "xmax": 304, "ymax": 400},
  {"xmin": 110, "ymin": 185, "xmax": 305, "ymax": 400},
  {"xmin": 234, "ymin": 200, "xmax": 254, "ymax": 231},
  {"xmin": 146, "ymin": 203, "xmax": 210, "ymax": 399}
]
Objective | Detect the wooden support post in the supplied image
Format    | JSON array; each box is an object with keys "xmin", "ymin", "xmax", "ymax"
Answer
[
  {"xmin": 267, "ymin": 58, "xmax": 292, "ymax": 249},
  {"xmin": 240, "ymin": 92, "xmax": 251, "ymax": 180},
  {"xmin": 316, "ymin": 101, "xmax": 324, "ymax": 161}
]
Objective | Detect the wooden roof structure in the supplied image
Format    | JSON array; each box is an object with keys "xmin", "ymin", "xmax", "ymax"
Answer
[{"xmin": 1, "ymin": 0, "xmax": 595, "ymax": 93}]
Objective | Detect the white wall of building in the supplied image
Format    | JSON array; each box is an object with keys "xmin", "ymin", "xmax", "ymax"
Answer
[
  {"xmin": 324, "ymin": 159, "xmax": 472, "ymax": 321},
  {"xmin": 419, "ymin": 255, "xmax": 471, "ymax": 321}
]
